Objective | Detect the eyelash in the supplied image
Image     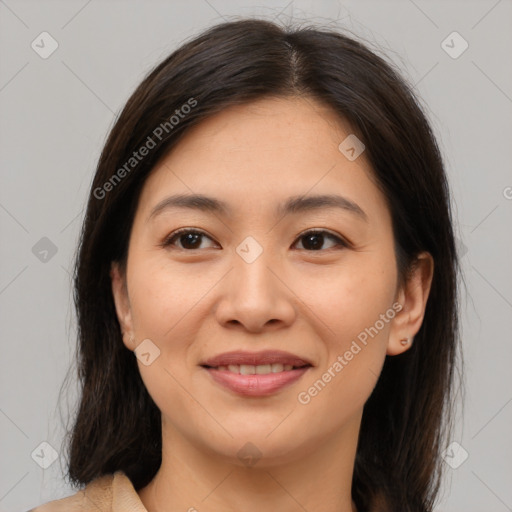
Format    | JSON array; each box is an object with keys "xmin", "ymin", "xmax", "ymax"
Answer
[{"xmin": 161, "ymin": 228, "xmax": 350, "ymax": 251}]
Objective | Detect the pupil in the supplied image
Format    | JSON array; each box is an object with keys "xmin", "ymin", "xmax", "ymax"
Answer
[
  {"xmin": 182, "ymin": 233, "xmax": 200, "ymax": 249},
  {"xmin": 304, "ymin": 233, "xmax": 323, "ymax": 250}
]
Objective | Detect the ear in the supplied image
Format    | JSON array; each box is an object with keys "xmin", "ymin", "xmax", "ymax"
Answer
[
  {"xmin": 110, "ymin": 261, "xmax": 135, "ymax": 351},
  {"xmin": 387, "ymin": 251, "xmax": 434, "ymax": 356}
]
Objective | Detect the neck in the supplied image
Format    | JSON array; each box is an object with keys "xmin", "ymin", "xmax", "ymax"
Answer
[{"xmin": 138, "ymin": 413, "xmax": 361, "ymax": 512}]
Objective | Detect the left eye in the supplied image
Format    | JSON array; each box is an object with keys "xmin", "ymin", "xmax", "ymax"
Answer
[
  {"xmin": 162, "ymin": 229, "xmax": 347, "ymax": 251},
  {"xmin": 292, "ymin": 230, "xmax": 347, "ymax": 251}
]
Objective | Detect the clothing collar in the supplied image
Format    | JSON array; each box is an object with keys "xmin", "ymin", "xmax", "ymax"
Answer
[{"xmin": 112, "ymin": 471, "xmax": 148, "ymax": 512}]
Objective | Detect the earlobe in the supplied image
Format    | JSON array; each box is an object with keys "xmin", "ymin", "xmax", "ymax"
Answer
[
  {"xmin": 387, "ymin": 252, "xmax": 434, "ymax": 356},
  {"xmin": 110, "ymin": 261, "xmax": 135, "ymax": 350},
  {"xmin": 400, "ymin": 337, "xmax": 411, "ymax": 347}
]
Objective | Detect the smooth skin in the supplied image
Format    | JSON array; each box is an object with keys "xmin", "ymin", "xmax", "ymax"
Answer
[{"xmin": 111, "ymin": 96, "xmax": 434, "ymax": 512}]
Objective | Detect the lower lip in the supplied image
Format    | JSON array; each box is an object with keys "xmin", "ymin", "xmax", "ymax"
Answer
[{"xmin": 202, "ymin": 366, "xmax": 311, "ymax": 396}]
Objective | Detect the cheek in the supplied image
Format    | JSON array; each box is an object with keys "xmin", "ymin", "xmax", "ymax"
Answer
[
  {"xmin": 127, "ymin": 256, "xmax": 206, "ymax": 341},
  {"xmin": 295, "ymin": 254, "xmax": 397, "ymax": 341},
  {"xmin": 294, "ymin": 267, "xmax": 394, "ymax": 430},
  {"xmin": 126, "ymin": 257, "xmax": 202, "ymax": 424},
  {"xmin": 125, "ymin": 254, "xmax": 222, "ymax": 397},
  {"xmin": 293, "ymin": 253, "xmax": 396, "ymax": 404}
]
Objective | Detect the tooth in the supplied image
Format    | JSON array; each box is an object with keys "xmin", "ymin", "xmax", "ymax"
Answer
[
  {"xmin": 240, "ymin": 364, "xmax": 256, "ymax": 375},
  {"xmin": 256, "ymin": 364, "xmax": 272, "ymax": 374},
  {"xmin": 221, "ymin": 363, "xmax": 296, "ymax": 374}
]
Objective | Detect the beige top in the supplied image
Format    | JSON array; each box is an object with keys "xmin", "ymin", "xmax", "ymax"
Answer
[{"xmin": 29, "ymin": 471, "xmax": 147, "ymax": 512}]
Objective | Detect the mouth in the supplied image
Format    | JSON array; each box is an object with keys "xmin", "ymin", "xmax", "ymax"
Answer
[
  {"xmin": 201, "ymin": 362, "xmax": 311, "ymax": 374},
  {"xmin": 200, "ymin": 350, "xmax": 313, "ymax": 396}
]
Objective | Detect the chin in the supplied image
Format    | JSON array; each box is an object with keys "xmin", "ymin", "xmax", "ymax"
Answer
[{"xmin": 195, "ymin": 426, "xmax": 315, "ymax": 469}]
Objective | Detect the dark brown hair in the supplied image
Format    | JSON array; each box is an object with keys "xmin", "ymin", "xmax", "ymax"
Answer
[{"xmin": 64, "ymin": 17, "xmax": 461, "ymax": 512}]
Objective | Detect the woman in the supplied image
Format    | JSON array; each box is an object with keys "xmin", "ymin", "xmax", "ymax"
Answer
[{"xmin": 31, "ymin": 17, "xmax": 461, "ymax": 512}]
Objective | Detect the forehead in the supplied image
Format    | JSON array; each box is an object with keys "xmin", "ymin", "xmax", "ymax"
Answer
[
  {"xmin": 170, "ymin": 95, "xmax": 358, "ymax": 159},
  {"xmin": 135, "ymin": 96, "xmax": 387, "ymax": 225}
]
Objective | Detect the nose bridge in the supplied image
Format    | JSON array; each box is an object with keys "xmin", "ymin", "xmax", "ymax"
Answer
[{"xmin": 232, "ymin": 234, "xmax": 279, "ymax": 300}]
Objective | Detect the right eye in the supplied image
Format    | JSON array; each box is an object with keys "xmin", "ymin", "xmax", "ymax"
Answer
[{"xmin": 161, "ymin": 228, "xmax": 219, "ymax": 250}]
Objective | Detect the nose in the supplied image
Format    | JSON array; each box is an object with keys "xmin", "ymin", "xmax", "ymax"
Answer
[{"xmin": 214, "ymin": 246, "xmax": 296, "ymax": 333}]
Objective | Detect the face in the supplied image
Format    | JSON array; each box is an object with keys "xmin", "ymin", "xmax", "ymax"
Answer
[{"xmin": 111, "ymin": 96, "xmax": 432, "ymax": 466}]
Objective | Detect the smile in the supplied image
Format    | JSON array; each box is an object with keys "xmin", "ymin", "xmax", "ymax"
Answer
[
  {"xmin": 202, "ymin": 365, "xmax": 311, "ymax": 396},
  {"xmin": 209, "ymin": 363, "xmax": 302, "ymax": 374}
]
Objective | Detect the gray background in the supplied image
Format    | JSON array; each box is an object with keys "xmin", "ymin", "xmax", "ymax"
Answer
[{"xmin": 1, "ymin": 1, "xmax": 511, "ymax": 511}]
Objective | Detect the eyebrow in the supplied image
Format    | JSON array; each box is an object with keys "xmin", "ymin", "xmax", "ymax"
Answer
[{"xmin": 147, "ymin": 193, "xmax": 368, "ymax": 222}]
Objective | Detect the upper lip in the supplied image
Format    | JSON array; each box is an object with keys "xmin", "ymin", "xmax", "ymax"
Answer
[{"xmin": 201, "ymin": 350, "xmax": 313, "ymax": 368}]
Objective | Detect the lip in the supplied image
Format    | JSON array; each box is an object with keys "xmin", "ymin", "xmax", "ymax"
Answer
[
  {"xmin": 203, "ymin": 366, "xmax": 311, "ymax": 396},
  {"xmin": 200, "ymin": 350, "xmax": 313, "ymax": 397},
  {"xmin": 200, "ymin": 350, "xmax": 313, "ymax": 368}
]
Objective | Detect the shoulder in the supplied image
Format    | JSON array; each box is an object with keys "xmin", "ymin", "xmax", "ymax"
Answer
[{"xmin": 28, "ymin": 473, "xmax": 115, "ymax": 512}]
